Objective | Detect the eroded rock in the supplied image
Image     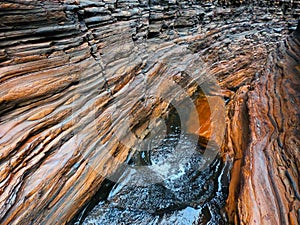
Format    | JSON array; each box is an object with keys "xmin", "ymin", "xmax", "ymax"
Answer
[{"xmin": 0, "ymin": 0, "xmax": 299, "ymax": 225}]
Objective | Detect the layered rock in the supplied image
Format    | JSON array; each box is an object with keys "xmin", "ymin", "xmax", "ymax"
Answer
[
  {"xmin": 236, "ymin": 27, "xmax": 300, "ymax": 225},
  {"xmin": 0, "ymin": 0, "xmax": 299, "ymax": 225}
]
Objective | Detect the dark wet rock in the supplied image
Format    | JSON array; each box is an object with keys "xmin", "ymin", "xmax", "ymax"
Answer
[{"xmin": 78, "ymin": 133, "xmax": 229, "ymax": 225}]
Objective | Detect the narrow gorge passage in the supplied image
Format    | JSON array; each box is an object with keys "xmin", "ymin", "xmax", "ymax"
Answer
[
  {"xmin": 74, "ymin": 97, "xmax": 228, "ymax": 225},
  {"xmin": 0, "ymin": 1, "xmax": 299, "ymax": 225}
]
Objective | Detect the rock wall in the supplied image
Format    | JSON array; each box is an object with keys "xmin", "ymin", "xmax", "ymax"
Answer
[{"xmin": 0, "ymin": 0, "xmax": 299, "ymax": 224}]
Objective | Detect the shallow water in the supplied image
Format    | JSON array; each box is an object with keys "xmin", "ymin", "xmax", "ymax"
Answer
[{"xmin": 74, "ymin": 127, "xmax": 229, "ymax": 225}]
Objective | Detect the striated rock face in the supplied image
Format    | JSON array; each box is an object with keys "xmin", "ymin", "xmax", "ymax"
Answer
[
  {"xmin": 0, "ymin": 0, "xmax": 299, "ymax": 225},
  {"xmin": 237, "ymin": 28, "xmax": 300, "ymax": 225}
]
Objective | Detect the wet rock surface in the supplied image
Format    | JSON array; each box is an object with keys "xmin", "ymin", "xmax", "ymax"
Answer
[
  {"xmin": 0, "ymin": 0, "xmax": 299, "ymax": 225},
  {"xmin": 77, "ymin": 132, "xmax": 229, "ymax": 225}
]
